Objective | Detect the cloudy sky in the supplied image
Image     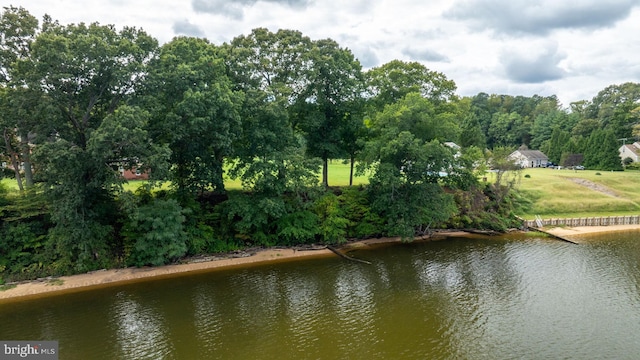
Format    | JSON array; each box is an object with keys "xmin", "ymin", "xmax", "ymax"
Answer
[{"xmin": 9, "ymin": 0, "xmax": 640, "ymax": 107}]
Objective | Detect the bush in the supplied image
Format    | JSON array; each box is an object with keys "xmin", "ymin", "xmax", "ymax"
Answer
[
  {"xmin": 595, "ymin": 172, "xmax": 601, "ymax": 175},
  {"xmin": 524, "ymin": 174, "xmax": 531, "ymax": 178},
  {"xmin": 337, "ymin": 187, "xmax": 383, "ymax": 239},
  {"xmin": 123, "ymin": 198, "xmax": 187, "ymax": 267},
  {"xmin": 275, "ymin": 210, "xmax": 319, "ymax": 245},
  {"xmin": 312, "ymin": 193, "xmax": 348, "ymax": 244},
  {"xmin": 625, "ymin": 162, "xmax": 640, "ymax": 171}
]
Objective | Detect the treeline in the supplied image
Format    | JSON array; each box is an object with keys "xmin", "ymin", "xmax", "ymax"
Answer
[
  {"xmin": 0, "ymin": 7, "xmax": 636, "ymax": 281},
  {"xmin": 462, "ymin": 85, "xmax": 640, "ymax": 169}
]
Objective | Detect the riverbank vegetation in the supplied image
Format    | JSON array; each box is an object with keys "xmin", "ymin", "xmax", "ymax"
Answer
[{"xmin": 1, "ymin": 6, "xmax": 639, "ymax": 282}]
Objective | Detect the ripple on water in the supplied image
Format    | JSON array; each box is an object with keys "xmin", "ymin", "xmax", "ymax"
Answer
[{"xmin": 2, "ymin": 233, "xmax": 640, "ymax": 359}]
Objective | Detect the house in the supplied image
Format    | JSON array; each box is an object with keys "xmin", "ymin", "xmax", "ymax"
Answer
[
  {"xmin": 508, "ymin": 149, "xmax": 549, "ymax": 168},
  {"xmin": 619, "ymin": 142, "xmax": 640, "ymax": 163},
  {"xmin": 444, "ymin": 142, "xmax": 461, "ymax": 158},
  {"xmin": 116, "ymin": 164, "xmax": 149, "ymax": 180}
]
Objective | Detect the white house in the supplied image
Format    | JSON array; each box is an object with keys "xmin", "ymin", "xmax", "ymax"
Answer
[
  {"xmin": 508, "ymin": 149, "xmax": 549, "ymax": 168},
  {"xmin": 619, "ymin": 142, "xmax": 640, "ymax": 163}
]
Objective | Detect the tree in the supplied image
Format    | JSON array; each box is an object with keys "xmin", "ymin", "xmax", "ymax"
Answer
[
  {"xmin": 362, "ymin": 93, "xmax": 460, "ymax": 240},
  {"xmin": 365, "ymin": 133, "xmax": 456, "ymax": 240},
  {"xmin": 298, "ymin": 38, "xmax": 365, "ymax": 187},
  {"xmin": 365, "ymin": 60, "xmax": 456, "ymax": 111},
  {"xmin": 571, "ymin": 118, "xmax": 600, "ymax": 137},
  {"xmin": 340, "ymin": 106, "xmax": 367, "ymax": 186},
  {"xmin": 488, "ymin": 146, "xmax": 521, "ymax": 205},
  {"xmin": 224, "ymin": 28, "xmax": 320, "ymax": 195},
  {"xmin": 144, "ymin": 37, "xmax": 242, "ymax": 197},
  {"xmin": 123, "ymin": 198, "xmax": 187, "ymax": 266},
  {"xmin": 487, "ymin": 112, "xmax": 522, "ymax": 148},
  {"xmin": 587, "ymin": 83, "xmax": 640, "ymax": 138},
  {"xmin": 458, "ymin": 98, "xmax": 486, "ymax": 148},
  {"xmin": 366, "ymin": 92, "xmax": 460, "ymax": 146},
  {"xmin": 0, "ymin": 6, "xmax": 37, "ymax": 83},
  {"xmin": 23, "ymin": 21, "xmax": 160, "ymax": 271},
  {"xmin": 543, "ymin": 128, "xmax": 571, "ymax": 164},
  {"xmin": 0, "ymin": 6, "xmax": 39, "ymax": 189},
  {"xmin": 583, "ymin": 129, "xmax": 623, "ymax": 170},
  {"xmin": 530, "ymin": 109, "xmax": 575, "ymax": 150}
]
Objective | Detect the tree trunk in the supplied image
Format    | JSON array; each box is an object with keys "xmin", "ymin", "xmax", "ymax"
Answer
[
  {"xmin": 3, "ymin": 128, "xmax": 24, "ymax": 192},
  {"xmin": 20, "ymin": 131, "xmax": 33, "ymax": 187},
  {"xmin": 349, "ymin": 156, "xmax": 354, "ymax": 186},
  {"xmin": 322, "ymin": 158, "xmax": 328, "ymax": 187}
]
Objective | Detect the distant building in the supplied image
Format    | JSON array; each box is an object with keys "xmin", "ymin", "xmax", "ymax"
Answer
[
  {"xmin": 444, "ymin": 142, "xmax": 461, "ymax": 158},
  {"xmin": 619, "ymin": 142, "xmax": 640, "ymax": 163},
  {"xmin": 508, "ymin": 149, "xmax": 549, "ymax": 168},
  {"xmin": 117, "ymin": 165, "xmax": 149, "ymax": 180}
]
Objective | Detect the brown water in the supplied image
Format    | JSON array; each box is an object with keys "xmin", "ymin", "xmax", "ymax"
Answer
[{"xmin": 2, "ymin": 232, "xmax": 640, "ymax": 359}]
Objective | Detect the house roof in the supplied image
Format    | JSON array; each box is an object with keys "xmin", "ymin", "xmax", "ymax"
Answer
[
  {"xmin": 620, "ymin": 144, "xmax": 640, "ymax": 157},
  {"xmin": 512, "ymin": 150, "xmax": 548, "ymax": 161},
  {"xmin": 444, "ymin": 142, "xmax": 460, "ymax": 150}
]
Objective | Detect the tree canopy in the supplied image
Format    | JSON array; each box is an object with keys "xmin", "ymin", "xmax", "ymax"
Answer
[{"xmin": 0, "ymin": 7, "xmax": 637, "ymax": 277}]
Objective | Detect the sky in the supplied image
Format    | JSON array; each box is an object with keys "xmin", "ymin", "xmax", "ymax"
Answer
[{"xmin": 7, "ymin": 0, "xmax": 640, "ymax": 108}]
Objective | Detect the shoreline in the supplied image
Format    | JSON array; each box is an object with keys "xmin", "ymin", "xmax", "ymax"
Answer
[
  {"xmin": 2, "ymin": 226, "xmax": 639, "ymax": 302},
  {"xmin": 541, "ymin": 224, "xmax": 640, "ymax": 239}
]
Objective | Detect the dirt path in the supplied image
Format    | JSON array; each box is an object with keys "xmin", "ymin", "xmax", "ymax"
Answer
[{"xmin": 565, "ymin": 177, "xmax": 620, "ymax": 197}]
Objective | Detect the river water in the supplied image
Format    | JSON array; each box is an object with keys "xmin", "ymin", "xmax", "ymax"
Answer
[{"xmin": 1, "ymin": 232, "xmax": 640, "ymax": 359}]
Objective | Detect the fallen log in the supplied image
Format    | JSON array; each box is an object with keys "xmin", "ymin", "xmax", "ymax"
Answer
[
  {"xmin": 326, "ymin": 245, "xmax": 372, "ymax": 265},
  {"xmin": 529, "ymin": 227, "xmax": 579, "ymax": 245}
]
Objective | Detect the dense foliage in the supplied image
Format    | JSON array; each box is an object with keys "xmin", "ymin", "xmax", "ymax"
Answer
[{"xmin": 1, "ymin": 6, "xmax": 638, "ymax": 281}]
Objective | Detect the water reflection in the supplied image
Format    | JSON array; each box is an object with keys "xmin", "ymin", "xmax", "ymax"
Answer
[
  {"xmin": 192, "ymin": 285, "xmax": 223, "ymax": 356},
  {"xmin": 2, "ymin": 233, "xmax": 640, "ymax": 359},
  {"xmin": 110, "ymin": 292, "xmax": 171, "ymax": 359},
  {"xmin": 333, "ymin": 265, "xmax": 376, "ymax": 353}
]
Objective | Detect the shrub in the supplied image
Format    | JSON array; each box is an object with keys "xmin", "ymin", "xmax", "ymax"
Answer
[
  {"xmin": 524, "ymin": 174, "xmax": 531, "ymax": 178},
  {"xmin": 313, "ymin": 193, "xmax": 349, "ymax": 244},
  {"xmin": 124, "ymin": 198, "xmax": 187, "ymax": 267},
  {"xmin": 275, "ymin": 210, "xmax": 319, "ymax": 245},
  {"xmin": 337, "ymin": 187, "xmax": 384, "ymax": 239},
  {"xmin": 625, "ymin": 162, "xmax": 640, "ymax": 171}
]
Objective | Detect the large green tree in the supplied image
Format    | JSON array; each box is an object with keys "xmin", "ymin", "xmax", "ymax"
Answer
[
  {"xmin": 362, "ymin": 93, "xmax": 460, "ymax": 240},
  {"xmin": 587, "ymin": 83, "xmax": 640, "ymax": 138},
  {"xmin": 224, "ymin": 28, "xmax": 319, "ymax": 195},
  {"xmin": 365, "ymin": 60, "xmax": 456, "ymax": 111},
  {"xmin": 299, "ymin": 38, "xmax": 365, "ymax": 187},
  {"xmin": 0, "ymin": 6, "xmax": 39, "ymax": 189},
  {"xmin": 144, "ymin": 37, "xmax": 241, "ymax": 197},
  {"xmin": 582, "ymin": 129, "xmax": 623, "ymax": 170},
  {"xmin": 22, "ymin": 21, "xmax": 161, "ymax": 270}
]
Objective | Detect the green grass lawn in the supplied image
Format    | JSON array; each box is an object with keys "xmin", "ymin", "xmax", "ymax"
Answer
[
  {"xmin": 4, "ymin": 164, "xmax": 637, "ymax": 220},
  {"xmin": 515, "ymin": 168, "xmax": 640, "ymax": 219},
  {"xmin": 1, "ymin": 161, "xmax": 369, "ymax": 193}
]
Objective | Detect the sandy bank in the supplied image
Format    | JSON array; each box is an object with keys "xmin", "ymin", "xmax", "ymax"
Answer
[
  {"xmin": 543, "ymin": 224, "xmax": 640, "ymax": 239},
  {"xmin": 0, "ymin": 234, "xmax": 445, "ymax": 302},
  {"xmin": 2, "ymin": 227, "xmax": 638, "ymax": 302},
  {"xmin": 0, "ymin": 247, "xmax": 336, "ymax": 302}
]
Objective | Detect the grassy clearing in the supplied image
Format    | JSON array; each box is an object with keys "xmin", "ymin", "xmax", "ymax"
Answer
[
  {"xmin": 516, "ymin": 168, "xmax": 640, "ymax": 218},
  {"xmin": 5, "ymin": 164, "xmax": 636, "ymax": 219},
  {"xmin": 224, "ymin": 161, "xmax": 369, "ymax": 189},
  {"xmin": 1, "ymin": 161, "xmax": 369, "ymax": 193}
]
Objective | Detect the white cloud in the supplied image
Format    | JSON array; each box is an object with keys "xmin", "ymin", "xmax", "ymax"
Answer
[
  {"xmin": 445, "ymin": 0, "xmax": 640, "ymax": 36},
  {"xmin": 173, "ymin": 19, "xmax": 205, "ymax": 37},
  {"xmin": 7, "ymin": 0, "xmax": 640, "ymax": 107},
  {"xmin": 500, "ymin": 42, "xmax": 567, "ymax": 83}
]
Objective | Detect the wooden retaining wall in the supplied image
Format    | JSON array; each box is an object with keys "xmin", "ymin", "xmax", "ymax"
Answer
[{"xmin": 524, "ymin": 215, "xmax": 640, "ymax": 228}]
